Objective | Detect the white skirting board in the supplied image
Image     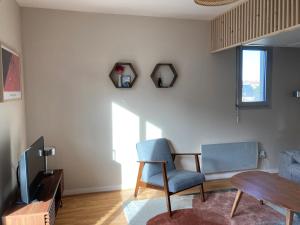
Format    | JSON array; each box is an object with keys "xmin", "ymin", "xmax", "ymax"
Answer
[{"xmin": 63, "ymin": 168, "xmax": 278, "ymax": 196}]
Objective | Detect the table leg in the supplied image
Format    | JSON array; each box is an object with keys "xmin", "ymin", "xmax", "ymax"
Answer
[
  {"xmin": 260, "ymin": 200, "xmax": 264, "ymax": 205},
  {"xmin": 230, "ymin": 190, "xmax": 243, "ymax": 218},
  {"xmin": 286, "ymin": 210, "xmax": 294, "ymax": 225}
]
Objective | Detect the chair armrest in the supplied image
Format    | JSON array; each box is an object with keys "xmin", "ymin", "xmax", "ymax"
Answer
[
  {"xmin": 137, "ymin": 160, "xmax": 166, "ymax": 164},
  {"xmin": 171, "ymin": 153, "xmax": 201, "ymax": 173},
  {"xmin": 171, "ymin": 153, "xmax": 201, "ymax": 156}
]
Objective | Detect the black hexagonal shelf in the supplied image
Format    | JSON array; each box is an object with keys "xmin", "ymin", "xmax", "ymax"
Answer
[
  {"xmin": 109, "ymin": 62, "xmax": 138, "ymax": 88},
  {"xmin": 150, "ymin": 63, "xmax": 178, "ymax": 88}
]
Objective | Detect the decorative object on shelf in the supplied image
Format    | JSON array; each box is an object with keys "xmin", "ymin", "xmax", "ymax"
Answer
[
  {"xmin": 115, "ymin": 64, "xmax": 125, "ymax": 88},
  {"xmin": 109, "ymin": 62, "xmax": 137, "ymax": 88},
  {"xmin": 39, "ymin": 146, "xmax": 56, "ymax": 175},
  {"xmin": 121, "ymin": 75, "xmax": 131, "ymax": 88},
  {"xmin": 293, "ymin": 90, "xmax": 300, "ymax": 98},
  {"xmin": 158, "ymin": 76, "xmax": 163, "ymax": 88},
  {"xmin": 150, "ymin": 63, "xmax": 178, "ymax": 88},
  {"xmin": 194, "ymin": 0, "xmax": 238, "ymax": 6},
  {"xmin": 0, "ymin": 44, "xmax": 22, "ymax": 102}
]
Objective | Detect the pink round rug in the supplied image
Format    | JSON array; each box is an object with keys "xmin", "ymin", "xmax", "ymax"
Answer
[
  {"xmin": 147, "ymin": 191, "xmax": 284, "ymax": 225},
  {"xmin": 147, "ymin": 209, "xmax": 228, "ymax": 225}
]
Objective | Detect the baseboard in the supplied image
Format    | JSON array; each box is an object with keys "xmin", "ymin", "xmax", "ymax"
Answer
[
  {"xmin": 64, "ymin": 168, "xmax": 279, "ymax": 196},
  {"xmin": 64, "ymin": 185, "xmax": 122, "ymax": 196},
  {"xmin": 205, "ymin": 168, "xmax": 278, "ymax": 180}
]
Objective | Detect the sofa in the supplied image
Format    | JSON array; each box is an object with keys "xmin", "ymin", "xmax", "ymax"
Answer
[
  {"xmin": 279, "ymin": 150, "xmax": 300, "ymax": 183},
  {"xmin": 279, "ymin": 150, "xmax": 300, "ymax": 218}
]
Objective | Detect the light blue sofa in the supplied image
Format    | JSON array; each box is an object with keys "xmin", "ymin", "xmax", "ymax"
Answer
[
  {"xmin": 279, "ymin": 150, "xmax": 300, "ymax": 219},
  {"xmin": 279, "ymin": 150, "xmax": 300, "ymax": 183}
]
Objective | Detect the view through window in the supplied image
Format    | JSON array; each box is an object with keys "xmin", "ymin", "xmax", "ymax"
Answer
[{"xmin": 238, "ymin": 47, "xmax": 270, "ymax": 106}]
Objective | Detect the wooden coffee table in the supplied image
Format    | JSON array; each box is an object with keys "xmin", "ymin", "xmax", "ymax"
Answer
[{"xmin": 230, "ymin": 171, "xmax": 300, "ymax": 225}]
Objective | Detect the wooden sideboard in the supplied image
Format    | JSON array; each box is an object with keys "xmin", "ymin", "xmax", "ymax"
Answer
[{"xmin": 2, "ymin": 169, "xmax": 64, "ymax": 225}]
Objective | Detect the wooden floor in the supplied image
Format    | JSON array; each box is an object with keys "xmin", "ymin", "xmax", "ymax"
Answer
[{"xmin": 56, "ymin": 180, "xmax": 232, "ymax": 225}]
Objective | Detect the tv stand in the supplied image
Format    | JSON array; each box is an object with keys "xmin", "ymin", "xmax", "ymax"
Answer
[{"xmin": 2, "ymin": 169, "xmax": 64, "ymax": 225}]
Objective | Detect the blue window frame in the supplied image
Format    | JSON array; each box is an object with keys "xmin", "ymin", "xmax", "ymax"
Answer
[{"xmin": 237, "ymin": 47, "xmax": 271, "ymax": 107}]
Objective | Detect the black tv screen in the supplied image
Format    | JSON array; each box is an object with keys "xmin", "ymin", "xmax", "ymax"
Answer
[{"xmin": 19, "ymin": 136, "xmax": 45, "ymax": 203}]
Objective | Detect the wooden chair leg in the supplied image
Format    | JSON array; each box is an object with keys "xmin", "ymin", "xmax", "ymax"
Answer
[
  {"xmin": 200, "ymin": 183, "xmax": 205, "ymax": 202},
  {"xmin": 286, "ymin": 210, "xmax": 294, "ymax": 225},
  {"xmin": 164, "ymin": 191, "xmax": 172, "ymax": 216},
  {"xmin": 162, "ymin": 163, "xmax": 172, "ymax": 216},
  {"xmin": 134, "ymin": 162, "xmax": 144, "ymax": 198}
]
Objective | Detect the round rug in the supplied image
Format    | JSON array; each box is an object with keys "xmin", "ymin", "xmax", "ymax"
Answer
[
  {"xmin": 146, "ymin": 191, "xmax": 285, "ymax": 225},
  {"xmin": 147, "ymin": 209, "xmax": 229, "ymax": 225}
]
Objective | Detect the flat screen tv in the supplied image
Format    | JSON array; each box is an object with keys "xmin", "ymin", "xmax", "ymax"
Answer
[{"xmin": 18, "ymin": 136, "xmax": 45, "ymax": 204}]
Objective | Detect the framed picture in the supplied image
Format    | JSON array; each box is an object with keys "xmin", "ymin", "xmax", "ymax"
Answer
[
  {"xmin": 0, "ymin": 44, "xmax": 21, "ymax": 102},
  {"xmin": 121, "ymin": 75, "xmax": 131, "ymax": 88}
]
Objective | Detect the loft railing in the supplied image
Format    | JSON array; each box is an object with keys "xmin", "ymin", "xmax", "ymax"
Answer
[{"xmin": 211, "ymin": 0, "xmax": 300, "ymax": 52}]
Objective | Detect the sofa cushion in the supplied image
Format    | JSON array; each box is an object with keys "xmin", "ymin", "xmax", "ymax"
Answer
[
  {"xmin": 290, "ymin": 164, "xmax": 300, "ymax": 183},
  {"xmin": 293, "ymin": 151, "xmax": 300, "ymax": 164},
  {"xmin": 146, "ymin": 169, "xmax": 205, "ymax": 193},
  {"xmin": 279, "ymin": 151, "xmax": 295, "ymax": 180}
]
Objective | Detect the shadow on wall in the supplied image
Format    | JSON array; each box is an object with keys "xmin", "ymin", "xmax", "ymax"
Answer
[
  {"xmin": 0, "ymin": 134, "xmax": 13, "ymax": 223},
  {"xmin": 112, "ymin": 102, "xmax": 163, "ymax": 189},
  {"xmin": 57, "ymin": 102, "xmax": 164, "ymax": 225},
  {"xmin": 81, "ymin": 102, "xmax": 164, "ymax": 225}
]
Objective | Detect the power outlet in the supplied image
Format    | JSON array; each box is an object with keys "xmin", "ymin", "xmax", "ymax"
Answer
[{"xmin": 259, "ymin": 150, "xmax": 267, "ymax": 159}]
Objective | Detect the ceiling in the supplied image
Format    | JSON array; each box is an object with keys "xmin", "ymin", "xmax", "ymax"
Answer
[{"xmin": 16, "ymin": 0, "xmax": 243, "ymax": 20}]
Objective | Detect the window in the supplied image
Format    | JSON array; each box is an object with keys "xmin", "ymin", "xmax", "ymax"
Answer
[{"xmin": 237, "ymin": 47, "xmax": 271, "ymax": 107}]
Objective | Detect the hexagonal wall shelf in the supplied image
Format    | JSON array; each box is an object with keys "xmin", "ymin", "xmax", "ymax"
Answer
[
  {"xmin": 109, "ymin": 62, "xmax": 138, "ymax": 88},
  {"xmin": 150, "ymin": 64, "xmax": 178, "ymax": 88}
]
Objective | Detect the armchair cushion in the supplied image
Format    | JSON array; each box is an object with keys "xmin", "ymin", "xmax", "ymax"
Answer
[
  {"xmin": 136, "ymin": 139, "xmax": 175, "ymax": 181},
  {"xmin": 146, "ymin": 170, "xmax": 205, "ymax": 193}
]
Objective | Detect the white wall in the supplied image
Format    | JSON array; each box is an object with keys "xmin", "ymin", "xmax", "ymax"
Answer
[
  {"xmin": 0, "ymin": 0, "xmax": 27, "ymax": 218},
  {"xmin": 21, "ymin": 8, "xmax": 300, "ymax": 194}
]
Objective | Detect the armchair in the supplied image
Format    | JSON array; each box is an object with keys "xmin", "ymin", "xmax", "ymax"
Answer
[{"xmin": 134, "ymin": 138, "xmax": 205, "ymax": 216}]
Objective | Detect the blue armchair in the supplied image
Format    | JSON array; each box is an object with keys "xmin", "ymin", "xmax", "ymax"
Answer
[{"xmin": 134, "ymin": 138, "xmax": 205, "ymax": 215}]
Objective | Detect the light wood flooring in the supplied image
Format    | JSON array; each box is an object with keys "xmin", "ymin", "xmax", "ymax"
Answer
[{"xmin": 56, "ymin": 179, "xmax": 232, "ymax": 225}]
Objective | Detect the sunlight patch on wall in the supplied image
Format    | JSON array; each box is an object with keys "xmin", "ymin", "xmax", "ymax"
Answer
[
  {"xmin": 112, "ymin": 102, "xmax": 139, "ymax": 189},
  {"xmin": 146, "ymin": 121, "xmax": 162, "ymax": 140}
]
